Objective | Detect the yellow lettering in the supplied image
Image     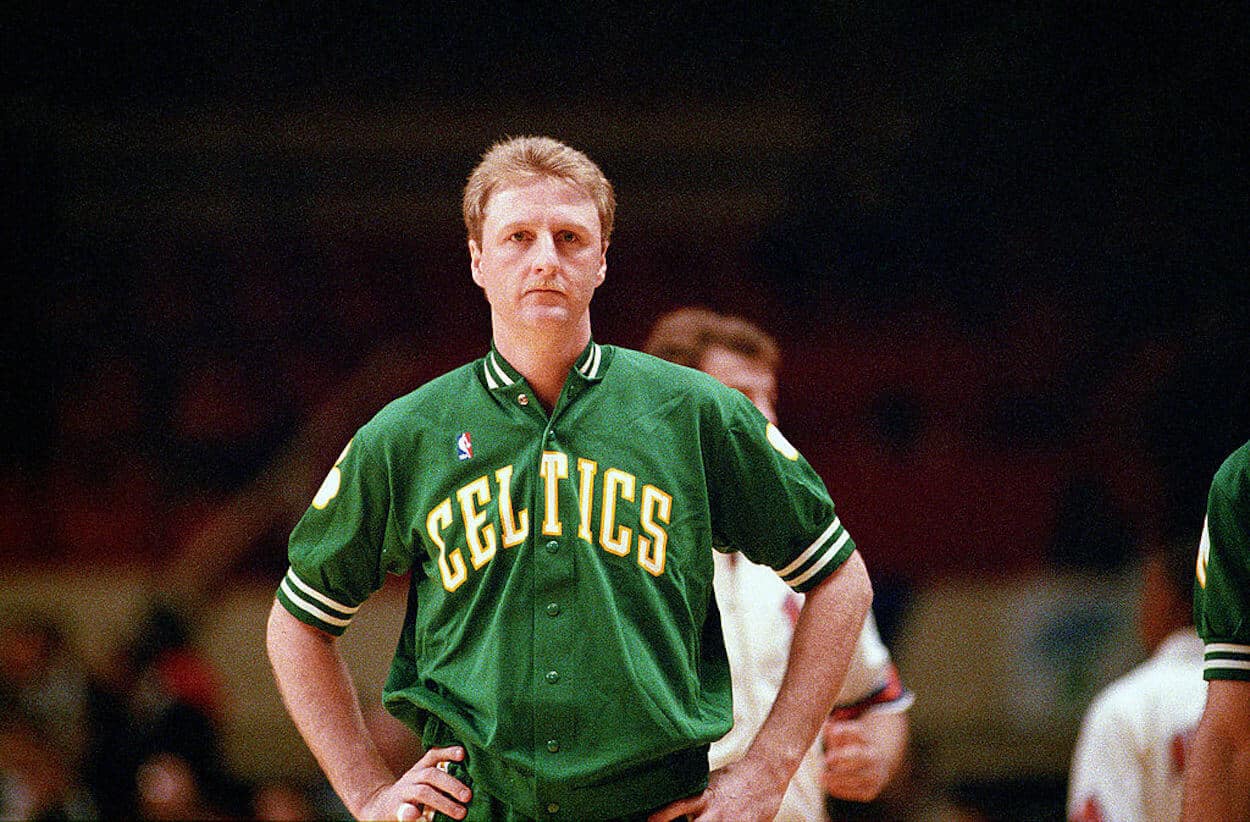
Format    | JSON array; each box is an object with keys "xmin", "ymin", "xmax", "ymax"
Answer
[
  {"xmin": 495, "ymin": 465, "xmax": 529, "ymax": 548},
  {"xmin": 576, "ymin": 458, "xmax": 598, "ymax": 543},
  {"xmin": 456, "ymin": 476, "xmax": 497, "ymax": 570},
  {"xmin": 427, "ymin": 499, "xmax": 467, "ymax": 591},
  {"xmin": 540, "ymin": 451, "xmax": 568, "ymax": 536},
  {"xmin": 600, "ymin": 468, "xmax": 636, "ymax": 556},
  {"xmin": 638, "ymin": 485, "xmax": 672, "ymax": 576}
]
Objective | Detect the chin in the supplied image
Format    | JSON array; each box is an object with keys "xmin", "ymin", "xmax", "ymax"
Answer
[{"xmin": 519, "ymin": 305, "xmax": 578, "ymax": 326}]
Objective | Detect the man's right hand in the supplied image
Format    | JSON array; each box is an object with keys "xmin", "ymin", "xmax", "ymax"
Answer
[{"xmin": 361, "ymin": 745, "xmax": 472, "ymax": 822}]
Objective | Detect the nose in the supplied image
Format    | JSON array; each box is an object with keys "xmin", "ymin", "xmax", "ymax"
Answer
[{"xmin": 530, "ymin": 231, "xmax": 560, "ymax": 272}]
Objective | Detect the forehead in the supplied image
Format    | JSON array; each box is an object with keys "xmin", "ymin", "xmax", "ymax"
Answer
[
  {"xmin": 699, "ymin": 345, "xmax": 776, "ymax": 392},
  {"xmin": 482, "ymin": 176, "xmax": 601, "ymax": 231}
]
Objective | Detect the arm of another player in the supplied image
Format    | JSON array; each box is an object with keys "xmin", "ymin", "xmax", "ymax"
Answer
[
  {"xmin": 1181, "ymin": 679, "xmax": 1250, "ymax": 821},
  {"xmin": 266, "ymin": 602, "xmax": 471, "ymax": 821},
  {"xmin": 651, "ymin": 550, "xmax": 872, "ymax": 822},
  {"xmin": 822, "ymin": 707, "xmax": 909, "ymax": 803}
]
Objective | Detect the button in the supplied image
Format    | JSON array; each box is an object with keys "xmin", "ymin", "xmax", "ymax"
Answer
[
  {"xmin": 546, "ymin": 739, "xmax": 559, "ymax": 752},
  {"xmin": 517, "ymin": 393, "xmax": 529, "ymax": 406},
  {"xmin": 545, "ymin": 540, "xmax": 559, "ymax": 554},
  {"xmin": 546, "ymin": 803, "xmax": 559, "ymax": 814},
  {"xmin": 546, "ymin": 602, "xmax": 561, "ymax": 617},
  {"xmin": 545, "ymin": 670, "xmax": 559, "ymax": 684}
]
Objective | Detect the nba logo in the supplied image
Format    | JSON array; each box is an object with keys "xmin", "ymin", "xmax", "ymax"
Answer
[{"xmin": 456, "ymin": 432, "xmax": 473, "ymax": 461}]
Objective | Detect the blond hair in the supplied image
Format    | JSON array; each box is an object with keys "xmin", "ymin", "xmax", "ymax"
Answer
[
  {"xmin": 462, "ymin": 135, "xmax": 616, "ymax": 245},
  {"xmin": 643, "ymin": 307, "xmax": 781, "ymax": 372}
]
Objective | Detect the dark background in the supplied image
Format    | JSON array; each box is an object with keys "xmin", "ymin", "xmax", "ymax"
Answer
[
  {"xmin": 6, "ymin": 3, "xmax": 1246, "ymax": 567},
  {"xmin": 2, "ymin": 5, "xmax": 1248, "ymax": 817}
]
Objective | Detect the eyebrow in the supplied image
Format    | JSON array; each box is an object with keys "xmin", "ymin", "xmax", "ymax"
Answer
[{"xmin": 496, "ymin": 218, "xmax": 594, "ymax": 234}]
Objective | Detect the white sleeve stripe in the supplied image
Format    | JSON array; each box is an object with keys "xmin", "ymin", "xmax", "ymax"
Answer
[
  {"xmin": 777, "ymin": 517, "xmax": 842, "ymax": 577},
  {"xmin": 280, "ymin": 580, "xmax": 353, "ymax": 627},
  {"xmin": 285, "ymin": 568, "xmax": 360, "ymax": 614},
  {"xmin": 785, "ymin": 529, "xmax": 852, "ymax": 589},
  {"xmin": 1205, "ymin": 658, "xmax": 1250, "ymax": 671},
  {"xmin": 1205, "ymin": 642, "xmax": 1250, "ymax": 655}
]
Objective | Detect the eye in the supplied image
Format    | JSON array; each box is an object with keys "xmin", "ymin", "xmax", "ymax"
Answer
[
  {"xmin": 557, "ymin": 230, "xmax": 579, "ymax": 243},
  {"xmin": 509, "ymin": 231, "xmax": 529, "ymax": 242}
]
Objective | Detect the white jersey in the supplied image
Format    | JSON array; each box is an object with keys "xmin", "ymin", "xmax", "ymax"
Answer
[
  {"xmin": 1067, "ymin": 629, "xmax": 1206, "ymax": 822},
  {"xmin": 708, "ymin": 551, "xmax": 912, "ymax": 822}
]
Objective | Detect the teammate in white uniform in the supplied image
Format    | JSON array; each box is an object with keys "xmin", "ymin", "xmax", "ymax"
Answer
[
  {"xmin": 645, "ymin": 307, "xmax": 913, "ymax": 821},
  {"xmin": 1068, "ymin": 538, "xmax": 1206, "ymax": 822}
]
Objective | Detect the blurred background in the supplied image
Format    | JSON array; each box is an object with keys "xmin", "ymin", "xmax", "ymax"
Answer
[{"xmin": 3, "ymin": 4, "xmax": 1247, "ymax": 820}]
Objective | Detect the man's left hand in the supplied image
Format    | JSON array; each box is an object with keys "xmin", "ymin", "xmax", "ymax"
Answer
[{"xmin": 646, "ymin": 759, "xmax": 785, "ymax": 822}]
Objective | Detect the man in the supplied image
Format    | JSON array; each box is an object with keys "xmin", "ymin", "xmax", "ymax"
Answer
[
  {"xmin": 1181, "ymin": 439, "xmax": 1250, "ymax": 821},
  {"xmin": 1066, "ymin": 537, "xmax": 1205, "ymax": 822},
  {"xmin": 265, "ymin": 136, "xmax": 872, "ymax": 822},
  {"xmin": 644, "ymin": 307, "xmax": 912, "ymax": 821}
]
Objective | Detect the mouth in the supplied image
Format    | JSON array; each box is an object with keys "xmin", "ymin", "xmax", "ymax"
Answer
[{"xmin": 525, "ymin": 284, "xmax": 566, "ymax": 297}]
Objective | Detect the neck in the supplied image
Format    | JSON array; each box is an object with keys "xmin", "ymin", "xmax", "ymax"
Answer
[{"xmin": 493, "ymin": 316, "xmax": 591, "ymax": 409}]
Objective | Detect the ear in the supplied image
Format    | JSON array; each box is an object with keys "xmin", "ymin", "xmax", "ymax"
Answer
[
  {"xmin": 468, "ymin": 238, "xmax": 484, "ymax": 288},
  {"xmin": 595, "ymin": 241, "xmax": 609, "ymax": 286}
]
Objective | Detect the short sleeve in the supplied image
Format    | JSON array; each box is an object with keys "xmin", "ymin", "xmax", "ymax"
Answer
[
  {"xmin": 276, "ymin": 428, "xmax": 410, "ymax": 635},
  {"xmin": 706, "ymin": 393, "xmax": 855, "ymax": 593},
  {"xmin": 1195, "ymin": 444, "xmax": 1250, "ymax": 680}
]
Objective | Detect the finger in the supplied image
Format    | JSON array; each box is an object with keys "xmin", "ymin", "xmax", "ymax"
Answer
[
  {"xmin": 825, "ymin": 766, "xmax": 884, "ymax": 802},
  {"xmin": 647, "ymin": 792, "xmax": 705, "ymax": 822},
  {"xmin": 412, "ymin": 745, "xmax": 466, "ymax": 770},
  {"xmin": 400, "ymin": 783, "xmax": 467, "ymax": 820},
  {"xmin": 396, "ymin": 801, "xmax": 422, "ymax": 822},
  {"xmin": 400, "ymin": 747, "xmax": 469, "ymax": 792},
  {"xmin": 824, "ymin": 748, "xmax": 870, "ymax": 774},
  {"xmin": 411, "ymin": 766, "xmax": 472, "ymax": 804},
  {"xmin": 823, "ymin": 721, "xmax": 868, "ymax": 747},
  {"xmin": 827, "ymin": 780, "xmax": 877, "ymax": 803}
]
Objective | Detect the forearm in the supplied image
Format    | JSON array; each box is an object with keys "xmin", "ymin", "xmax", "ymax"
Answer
[
  {"xmin": 1182, "ymin": 681, "xmax": 1250, "ymax": 821},
  {"xmin": 1182, "ymin": 726, "xmax": 1250, "ymax": 820},
  {"xmin": 266, "ymin": 601, "xmax": 395, "ymax": 818},
  {"xmin": 745, "ymin": 551, "xmax": 873, "ymax": 784}
]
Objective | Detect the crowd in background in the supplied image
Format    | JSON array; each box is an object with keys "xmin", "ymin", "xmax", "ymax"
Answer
[
  {"xmin": 0, "ymin": 601, "xmax": 336, "ymax": 820},
  {"xmin": 2, "ymin": 227, "xmax": 1244, "ymax": 818},
  {"xmin": 4, "ymin": 6, "xmax": 1247, "ymax": 818},
  {"xmin": 6, "ymin": 222, "xmax": 1243, "ymax": 584}
]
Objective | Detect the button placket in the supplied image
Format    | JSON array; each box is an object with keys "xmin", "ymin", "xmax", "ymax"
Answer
[{"xmin": 533, "ymin": 408, "xmax": 576, "ymax": 802}]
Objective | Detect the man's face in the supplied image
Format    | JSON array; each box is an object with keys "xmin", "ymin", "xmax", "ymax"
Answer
[
  {"xmin": 699, "ymin": 345, "xmax": 779, "ymax": 424},
  {"xmin": 469, "ymin": 176, "xmax": 607, "ymax": 332}
]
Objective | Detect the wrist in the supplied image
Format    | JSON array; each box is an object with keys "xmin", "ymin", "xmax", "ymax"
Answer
[
  {"xmin": 740, "ymin": 740, "xmax": 805, "ymax": 791},
  {"xmin": 338, "ymin": 761, "xmax": 398, "ymax": 819}
]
